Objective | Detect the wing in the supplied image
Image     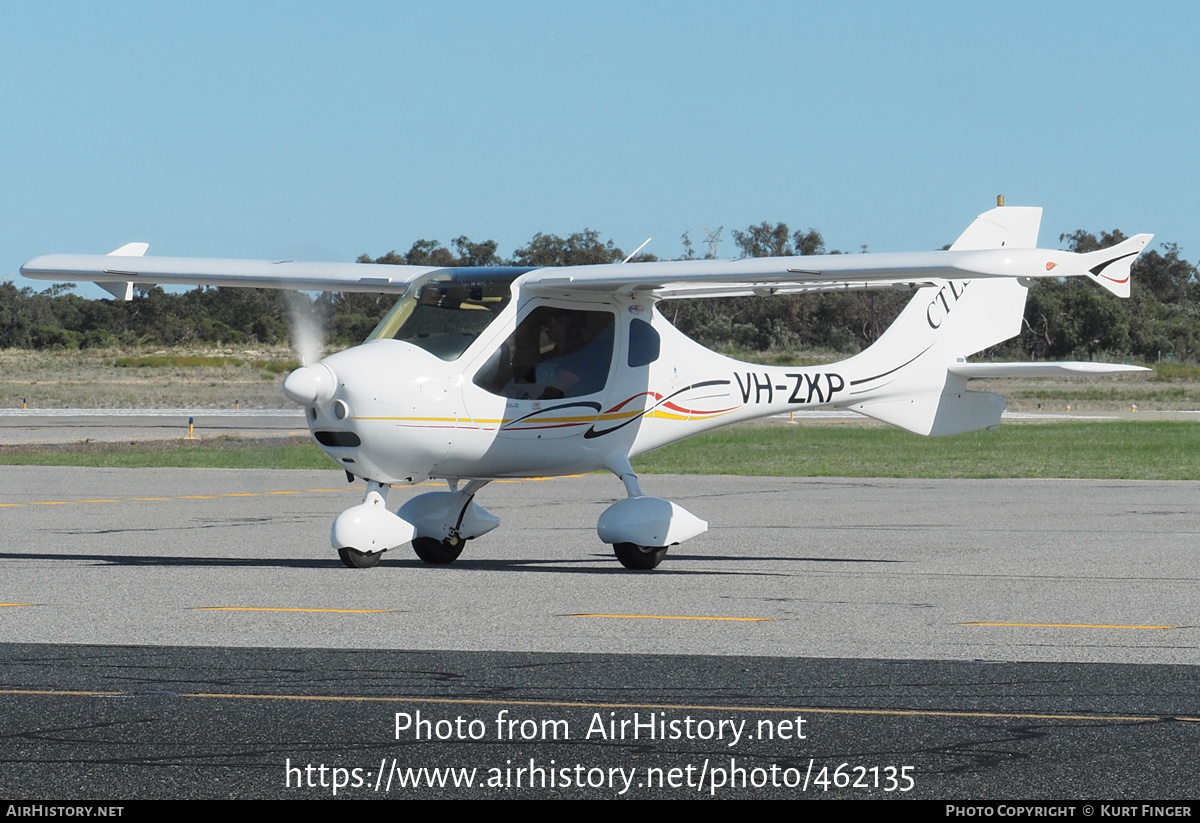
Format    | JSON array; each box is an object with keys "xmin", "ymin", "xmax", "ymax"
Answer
[
  {"xmin": 20, "ymin": 246, "xmax": 534, "ymax": 298},
  {"xmin": 20, "ymin": 207, "xmax": 1151, "ymax": 301},
  {"xmin": 524, "ymin": 242, "xmax": 1155, "ymax": 299},
  {"xmin": 522, "ymin": 206, "xmax": 1151, "ymax": 299}
]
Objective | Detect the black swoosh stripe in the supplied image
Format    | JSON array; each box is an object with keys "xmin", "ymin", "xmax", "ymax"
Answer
[
  {"xmin": 584, "ymin": 380, "xmax": 732, "ymax": 439},
  {"xmin": 849, "ymin": 344, "xmax": 934, "ymax": 387}
]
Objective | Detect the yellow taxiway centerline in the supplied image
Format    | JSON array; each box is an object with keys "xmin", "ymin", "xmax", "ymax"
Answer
[
  {"xmin": 195, "ymin": 607, "xmax": 392, "ymax": 614},
  {"xmin": 962, "ymin": 622, "xmax": 1178, "ymax": 630},
  {"xmin": 571, "ymin": 614, "xmax": 772, "ymax": 622}
]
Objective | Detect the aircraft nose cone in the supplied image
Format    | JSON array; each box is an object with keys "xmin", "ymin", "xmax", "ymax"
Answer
[{"xmin": 282, "ymin": 363, "xmax": 338, "ymax": 406}]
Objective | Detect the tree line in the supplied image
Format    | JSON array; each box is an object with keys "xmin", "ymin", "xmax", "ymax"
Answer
[{"xmin": 2, "ymin": 225, "xmax": 1196, "ymax": 362}]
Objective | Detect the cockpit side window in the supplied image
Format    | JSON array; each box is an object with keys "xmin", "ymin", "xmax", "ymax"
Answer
[
  {"xmin": 627, "ymin": 317, "xmax": 660, "ymax": 367},
  {"xmin": 366, "ymin": 271, "xmax": 518, "ymax": 361},
  {"xmin": 474, "ymin": 307, "xmax": 615, "ymax": 400}
]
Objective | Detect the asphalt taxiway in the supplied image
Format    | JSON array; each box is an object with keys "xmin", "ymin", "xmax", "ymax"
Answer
[
  {"xmin": 0, "ymin": 408, "xmax": 306, "ymax": 445},
  {"xmin": 2, "ymin": 466, "xmax": 1198, "ymax": 798}
]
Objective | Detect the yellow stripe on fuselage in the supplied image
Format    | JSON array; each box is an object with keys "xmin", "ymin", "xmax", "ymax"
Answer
[{"xmin": 351, "ymin": 410, "xmax": 646, "ymax": 426}]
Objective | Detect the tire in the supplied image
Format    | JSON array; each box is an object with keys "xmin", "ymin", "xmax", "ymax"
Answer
[
  {"xmin": 338, "ymin": 547, "xmax": 382, "ymax": 569},
  {"xmin": 411, "ymin": 536, "xmax": 465, "ymax": 565},
  {"xmin": 613, "ymin": 542, "xmax": 668, "ymax": 570}
]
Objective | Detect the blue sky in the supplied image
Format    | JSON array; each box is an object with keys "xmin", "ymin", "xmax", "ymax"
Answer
[{"xmin": 2, "ymin": 1, "xmax": 1196, "ymax": 298}]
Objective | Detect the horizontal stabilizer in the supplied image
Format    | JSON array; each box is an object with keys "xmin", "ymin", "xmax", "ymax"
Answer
[
  {"xmin": 949, "ymin": 362, "xmax": 1150, "ymax": 379},
  {"xmin": 852, "ymin": 389, "xmax": 1006, "ymax": 437}
]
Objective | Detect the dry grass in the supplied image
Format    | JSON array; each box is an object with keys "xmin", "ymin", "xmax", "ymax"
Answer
[{"xmin": 0, "ymin": 346, "xmax": 306, "ymax": 409}]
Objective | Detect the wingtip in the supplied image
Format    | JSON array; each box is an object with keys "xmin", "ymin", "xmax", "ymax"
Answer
[{"xmin": 108, "ymin": 242, "xmax": 150, "ymax": 257}]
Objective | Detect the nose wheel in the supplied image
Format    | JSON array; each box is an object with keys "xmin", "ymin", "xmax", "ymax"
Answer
[
  {"xmin": 412, "ymin": 535, "xmax": 465, "ymax": 565},
  {"xmin": 338, "ymin": 547, "xmax": 383, "ymax": 569},
  {"xmin": 613, "ymin": 542, "xmax": 669, "ymax": 570}
]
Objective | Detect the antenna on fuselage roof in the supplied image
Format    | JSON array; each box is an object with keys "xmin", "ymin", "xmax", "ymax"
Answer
[{"xmin": 621, "ymin": 237, "xmax": 652, "ymax": 264}]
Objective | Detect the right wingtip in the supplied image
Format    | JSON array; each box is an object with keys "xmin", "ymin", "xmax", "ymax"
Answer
[{"xmin": 1083, "ymin": 233, "xmax": 1154, "ymax": 299}]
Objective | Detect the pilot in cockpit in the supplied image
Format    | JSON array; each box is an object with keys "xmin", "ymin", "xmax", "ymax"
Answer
[{"xmin": 476, "ymin": 307, "xmax": 614, "ymax": 401}]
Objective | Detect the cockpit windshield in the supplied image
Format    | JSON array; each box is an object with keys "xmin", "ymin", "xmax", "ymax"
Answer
[{"xmin": 366, "ymin": 269, "xmax": 526, "ymax": 361}]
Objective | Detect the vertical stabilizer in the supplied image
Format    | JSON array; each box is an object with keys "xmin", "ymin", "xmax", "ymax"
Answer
[
  {"xmin": 949, "ymin": 206, "xmax": 1042, "ymax": 250},
  {"xmin": 846, "ymin": 206, "xmax": 1040, "ymax": 435}
]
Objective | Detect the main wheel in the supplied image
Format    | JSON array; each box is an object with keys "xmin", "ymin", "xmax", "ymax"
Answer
[
  {"xmin": 411, "ymin": 536, "xmax": 465, "ymax": 565},
  {"xmin": 613, "ymin": 542, "xmax": 669, "ymax": 570},
  {"xmin": 338, "ymin": 547, "xmax": 382, "ymax": 569}
]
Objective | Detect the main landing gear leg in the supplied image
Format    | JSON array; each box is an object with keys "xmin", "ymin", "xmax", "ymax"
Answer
[
  {"xmin": 596, "ymin": 455, "xmax": 708, "ymax": 570},
  {"xmin": 608, "ymin": 462, "xmax": 666, "ymax": 570},
  {"xmin": 400, "ymin": 478, "xmax": 498, "ymax": 566}
]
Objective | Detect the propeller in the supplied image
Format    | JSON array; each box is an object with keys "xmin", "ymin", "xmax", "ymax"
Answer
[
  {"xmin": 281, "ymin": 293, "xmax": 337, "ymax": 406},
  {"xmin": 285, "ymin": 292, "xmax": 325, "ymax": 367}
]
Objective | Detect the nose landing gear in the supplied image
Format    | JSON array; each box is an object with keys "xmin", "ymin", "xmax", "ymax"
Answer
[
  {"xmin": 612, "ymin": 542, "xmax": 669, "ymax": 570},
  {"xmin": 338, "ymin": 547, "xmax": 383, "ymax": 569}
]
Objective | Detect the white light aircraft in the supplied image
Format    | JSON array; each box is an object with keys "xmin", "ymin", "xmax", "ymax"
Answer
[{"xmin": 21, "ymin": 205, "xmax": 1151, "ymax": 570}]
